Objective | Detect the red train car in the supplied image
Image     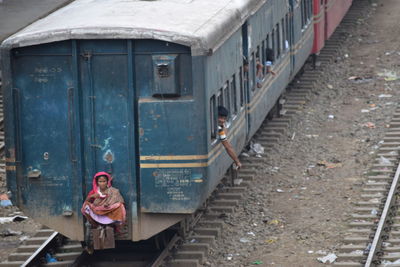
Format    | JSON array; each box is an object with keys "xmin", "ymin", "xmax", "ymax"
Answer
[
  {"xmin": 312, "ymin": 0, "xmax": 326, "ymax": 54},
  {"xmin": 312, "ymin": 0, "xmax": 353, "ymax": 54},
  {"xmin": 325, "ymin": 0, "xmax": 353, "ymax": 39}
]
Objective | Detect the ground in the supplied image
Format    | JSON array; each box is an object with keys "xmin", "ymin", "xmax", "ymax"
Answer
[
  {"xmin": 207, "ymin": 0, "xmax": 400, "ymax": 266},
  {"xmin": 1, "ymin": 0, "xmax": 400, "ymax": 266}
]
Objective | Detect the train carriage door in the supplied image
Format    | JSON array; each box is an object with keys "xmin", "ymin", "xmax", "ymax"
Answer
[
  {"xmin": 11, "ymin": 41, "xmax": 83, "ymax": 240},
  {"xmin": 79, "ymin": 40, "xmax": 137, "ymax": 238}
]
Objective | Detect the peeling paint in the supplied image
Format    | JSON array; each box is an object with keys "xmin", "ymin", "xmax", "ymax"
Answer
[
  {"xmin": 103, "ymin": 149, "xmax": 114, "ymax": 163},
  {"xmin": 191, "ymin": 173, "xmax": 203, "ymax": 183},
  {"xmin": 101, "ymin": 137, "xmax": 112, "ymax": 150}
]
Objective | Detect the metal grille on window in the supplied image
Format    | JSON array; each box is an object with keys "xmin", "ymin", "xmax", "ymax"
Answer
[{"xmin": 157, "ymin": 64, "xmax": 169, "ymax": 78}]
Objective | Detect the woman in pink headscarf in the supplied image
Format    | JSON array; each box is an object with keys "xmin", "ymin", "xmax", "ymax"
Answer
[{"xmin": 81, "ymin": 172, "xmax": 126, "ymax": 226}]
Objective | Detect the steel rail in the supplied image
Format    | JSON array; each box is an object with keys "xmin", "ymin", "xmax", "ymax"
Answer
[
  {"xmin": 365, "ymin": 163, "xmax": 400, "ymax": 266},
  {"xmin": 21, "ymin": 231, "xmax": 59, "ymax": 267},
  {"xmin": 151, "ymin": 234, "xmax": 181, "ymax": 267}
]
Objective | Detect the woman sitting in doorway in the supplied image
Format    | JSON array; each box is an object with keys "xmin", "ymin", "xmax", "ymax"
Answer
[{"xmin": 81, "ymin": 172, "xmax": 126, "ymax": 227}]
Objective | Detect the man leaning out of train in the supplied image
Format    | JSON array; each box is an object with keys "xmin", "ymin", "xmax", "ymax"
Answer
[{"xmin": 218, "ymin": 106, "xmax": 242, "ymax": 170}]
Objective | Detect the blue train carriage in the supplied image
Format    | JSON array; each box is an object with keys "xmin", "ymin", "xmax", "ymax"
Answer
[
  {"xmin": 242, "ymin": 0, "xmax": 292, "ymax": 138},
  {"xmin": 0, "ymin": 0, "xmax": 283, "ymax": 242},
  {"xmin": 290, "ymin": 0, "xmax": 314, "ymax": 75},
  {"xmin": 206, "ymin": 0, "xmax": 294, "ymax": 188}
]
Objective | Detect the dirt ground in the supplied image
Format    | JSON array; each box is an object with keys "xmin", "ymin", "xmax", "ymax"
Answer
[
  {"xmin": 1, "ymin": 0, "xmax": 400, "ymax": 266},
  {"xmin": 207, "ymin": 0, "xmax": 400, "ymax": 266},
  {"xmin": 0, "ymin": 179, "xmax": 41, "ymax": 261}
]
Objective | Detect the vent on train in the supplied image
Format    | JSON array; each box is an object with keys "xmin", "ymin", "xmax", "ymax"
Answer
[{"xmin": 152, "ymin": 54, "xmax": 180, "ymax": 97}]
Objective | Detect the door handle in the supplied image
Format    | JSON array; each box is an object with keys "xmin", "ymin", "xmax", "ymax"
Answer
[{"xmin": 27, "ymin": 169, "xmax": 41, "ymax": 179}]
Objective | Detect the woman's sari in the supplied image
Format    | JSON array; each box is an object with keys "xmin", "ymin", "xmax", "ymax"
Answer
[{"xmin": 81, "ymin": 172, "xmax": 126, "ymax": 225}]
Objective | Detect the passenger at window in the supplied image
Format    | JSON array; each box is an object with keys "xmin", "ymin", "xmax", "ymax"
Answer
[
  {"xmin": 81, "ymin": 172, "xmax": 126, "ymax": 228},
  {"xmin": 243, "ymin": 57, "xmax": 249, "ymax": 75},
  {"xmin": 243, "ymin": 58, "xmax": 249, "ymax": 90},
  {"xmin": 256, "ymin": 58, "xmax": 264, "ymax": 88},
  {"xmin": 218, "ymin": 106, "xmax": 242, "ymax": 170},
  {"xmin": 265, "ymin": 48, "xmax": 276, "ymax": 75}
]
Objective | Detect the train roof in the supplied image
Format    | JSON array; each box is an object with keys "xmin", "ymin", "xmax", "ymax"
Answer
[{"xmin": 1, "ymin": 0, "xmax": 265, "ymax": 56}]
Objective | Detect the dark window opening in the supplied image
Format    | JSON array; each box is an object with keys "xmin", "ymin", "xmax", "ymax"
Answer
[
  {"xmin": 285, "ymin": 14, "xmax": 290, "ymax": 47},
  {"xmin": 262, "ymin": 41, "xmax": 266, "ymax": 74},
  {"xmin": 272, "ymin": 29, "xmax": 275, "ymax": 59},
  {"xmin": 239, "ymin": 66, "xmax": 244, "ymax": 107},
  {"xmin": 281, "ymin": 18, "xmax": 286, "ymax": 52},
  {"xmin": 250, "ymin": 52, "xmax": 255, "ymax": 91},
  {"xmin": 223, "ymin": 82, "xmax": 230, "ymax": 114},
  {"xmin": 157, "ymin": 64, "xmax": 170, "ymax": 78},
  {"xmin": 301, "ymin": 0, "xmax": 305, "ymax": 28},
  {"xmin": 231, "ymin": 75, "xmax": 237, "ymax": 115},
  {"xmin": 217, "ymin": 88, "xmax": 223, "ymax": 107},
  {"xmin": 276, "ymin": 24, "xmax": 281, "ymax": 58},
  {"xmin": 210, "ymin": 95, "xmax": 217, "ymax": 140}
]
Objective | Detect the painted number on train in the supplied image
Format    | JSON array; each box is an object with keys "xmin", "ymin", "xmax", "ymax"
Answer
[
  {"xmin": 154, "ymin": 169, "xmax": 191, "ymax": 201},
  {"xmin": 31, "ymin": 67, "xmax": 63, "ymax": 83}
]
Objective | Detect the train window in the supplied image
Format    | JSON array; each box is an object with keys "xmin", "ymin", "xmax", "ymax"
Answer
[
  {"xmin": 271, "ymin": 30, "xmax": 275, "ymax": 60},
  {"xmin": 217, "ymin": 88, "xmax": 223, "ymax": 107},
  {"xmin": 303, "ymin": 0, "xmax": 308, "ymax": 28},
  {"xmin": 306, "ymin": 0, "xmax": 309, "ymax": 23},
  {"xmin": 223, "ymin": 82, "xmax": 230, "ymax": 115},
  {"xmin": 303, "ymin": 0, "xmax": 307, "ymax": 24},
  {"xmin": 231, "ymin": 75, "xmax": 237, "ymax": 116},
  {"xmin": 306, "ymin": 0, "xmax": 311, "ymax": 21},
  {"xmin": 250, "ymin": 52, "xmax": 255, "ymax": 91},
  {"xmin": 281, "ymin": 18, "xmax": 285, "ymax": 53},
  {"xmin": 210, "ymin": 95, "xmax": 217, "ymax": 140},
  {"xmin": 261, "ymin": 41, "xmax": 266, "ymax": 74},
  {"xmin": 243, "ymin": 58, "xmax": 249, "ymax": 93},
  {"xmin": 300, "ymin": 0, "xmax": 303, "ymax": 27},
  {"xmin": 301, "ymin": 0, "xmax": 304, "ymax": 28},
  {"xmin": 255, "ymin": 45, "xmax": 261, "ymax": 77},
  {"xmin": 308, "ymin": 0, "xmax": 313, "ymax": 20},
  {"xmin": 255, "ymin": 45, "xmax": 263, "ymax": 88},
  {"xmin": 276, "ymin": 24, "xmax": 281, "ymax": 58},
  {"xmin": 285, "ymin": 14, "xmax": 290, "ymax": 46},
  {"xmin": 239, "ymin": 66, "xmax": 244, "ymax": 107},
  {"xmin": 302, "ymin": 0, "xmax": 309, "ymax": 27}
]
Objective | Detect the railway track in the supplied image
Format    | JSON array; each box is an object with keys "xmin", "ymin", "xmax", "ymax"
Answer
[
  {"xmin": 0, "ymin": 228, "xmax": 81, "ymax": 267},
  {"xmin": 333, "ymin": 114, "xmax": 400, "ymax": 266},
  {"xmin": 0, "ymin": 0, "xmax": 373, "ymax": 266},
  {"xmin": 333, "ymin": 108, "xmax": 400, "ymax": 266}
]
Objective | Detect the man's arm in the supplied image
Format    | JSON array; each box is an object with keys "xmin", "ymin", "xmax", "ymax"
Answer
[{"xmin": 221, "ymin": 140, "xmax": 242, "ymax": 169}]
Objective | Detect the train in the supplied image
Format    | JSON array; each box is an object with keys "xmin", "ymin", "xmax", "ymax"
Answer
[{"xmin": 0, "ymin": 0, "xmax": 353, "ymax": 242}]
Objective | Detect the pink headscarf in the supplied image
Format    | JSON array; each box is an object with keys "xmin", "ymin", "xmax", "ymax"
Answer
[{"xmin": 88, "ymin": 172, "xmax": 112, "ymax": 196}]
